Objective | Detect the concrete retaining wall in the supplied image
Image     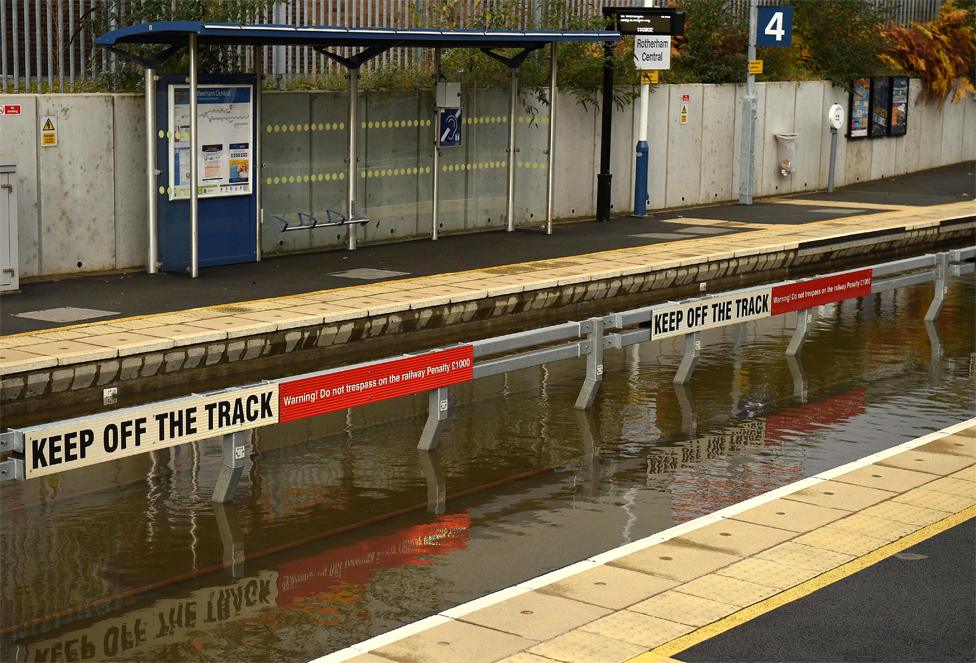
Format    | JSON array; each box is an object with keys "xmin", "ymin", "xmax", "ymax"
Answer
[{"xmin": 1, "ymin": 81, "xmax": 973, "ymax": 278}]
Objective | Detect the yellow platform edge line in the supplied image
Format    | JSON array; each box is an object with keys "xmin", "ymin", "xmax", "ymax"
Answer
[{"xmin": 627, "ymin": 503, "xmax": 976, "ymax": 663}]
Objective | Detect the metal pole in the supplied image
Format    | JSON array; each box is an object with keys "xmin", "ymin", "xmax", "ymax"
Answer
[
  {"xmin": 505, "ymin": 65, "xmax": 518, "ymax": 232},
  {"xmin": 633, "ymin": 0, "xmax": 653, "ymax": 217},
  {"xmin": 596, "ymin": 40, "xmax": 614, "ymax": 222},
  {"xmin": 545, "ymin": 42, "xmax": 557, "ymax": 235},
  {"xmin": 347, "ymin": 66, "xmax": 359, "ymax": 250},
  {"xmin": 673, "ymin": 332, "xmax": 701, "ymax": 384},
  {"xmin": 431, "ymin": 48, "xmax": 441, "ymax": 240},
  {"xmin": 738, "ymin": 0, "xmax": 758, "ymax": 205},
  {"xmin": 189, "ymin": 34, "xmax": 199, "ymax": 278},
  {"xmin": 145, "ymin": 68, "xmax": 158, "ymax": 274},
  {"xmin": 1, "ymin": 0, "xmax": 8, "ymax": 92},
  {"xmin": 254, "ymin": 47, "xmax": 263, "ymax": 261},
  {"xmin": 827, "ymin": 126, "xmax": 838, "ymax": 193}
]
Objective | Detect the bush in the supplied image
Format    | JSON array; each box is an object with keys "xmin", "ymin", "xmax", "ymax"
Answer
[
  {"xmin": 790, "ymin": 0, "xmax": 889, "ymax": 87},
  {"xmin": 669, "ymin": 0, "xmax": 747, "ymax": 84},
  {"xmin": 880, "ymin": 1, "xmax": 976, "ymax": 105}
]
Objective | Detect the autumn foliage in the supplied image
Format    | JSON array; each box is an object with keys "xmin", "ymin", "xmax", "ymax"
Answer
[{"xmin": 880, "ymin": 2, "xmax": 976, "ymax": 106}]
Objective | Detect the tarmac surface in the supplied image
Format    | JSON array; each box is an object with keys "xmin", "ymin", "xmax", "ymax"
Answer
[
  {"xmin": 677, "ymin": 518, "xmax": 976, "ymax": 663},
  {"xmin": 2, "ymin": 163, "xmax": 972, "ymax": 335}
]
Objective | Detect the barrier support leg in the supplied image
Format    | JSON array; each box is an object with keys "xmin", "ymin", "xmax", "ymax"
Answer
[
  {"xmin": 673, "ymin": 332, "xmax": 700, "ymax": 385},
  {"xmin": 212, "ymin": 430, "xmax": 247, "ymax": 503},
  {"xmin": 925, "ymin": 319, "xmax": 943, "ymax": 383},
  {"xmin": 214, "ymin": 502, "xmax": 244, "ymax": 577},
  {"xmin": 786, "ymin": 354, "xmax": 808, "ymax": 403},
  {"xmin": 575, "ymin": 318, "xmax": 604, "ymax": 410},
  {"xmin": 674, "ymin": 383, "xmax": 697, "ymax": 436},
  {"xmin": 786, "ymin": 309, "xmax": 812, "ymax": 356},
  {"xmin": 417, "ymin": 450, "xmax": 446, "ymax": 514},
  {"xmin": 576, "ymin": 410, "xmax": 601, "ymax": 496},
  {"xmin": 924, "ymin": 253, "xmax": 949, "ymax": 321},
  {"xmin": 418, "ymin": 387, "xmax": 449, "ymax": 451}
]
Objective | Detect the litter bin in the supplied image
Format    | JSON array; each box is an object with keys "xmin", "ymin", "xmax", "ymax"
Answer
[{"xmin": 774, "ymin": 132, "xmax": 798, "ymax": 177}]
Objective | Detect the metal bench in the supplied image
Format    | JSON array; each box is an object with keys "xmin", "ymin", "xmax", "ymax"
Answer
[{"xmin": 272, "ymin": 208, "xmax": 372, "ymax": 250}]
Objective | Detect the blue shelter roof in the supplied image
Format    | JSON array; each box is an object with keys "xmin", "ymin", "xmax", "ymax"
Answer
[{"xmin": 96, "ymin": 21, "xmax": 621, "ymax": 50}]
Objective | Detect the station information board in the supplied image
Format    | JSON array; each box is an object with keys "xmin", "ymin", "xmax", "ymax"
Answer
[
  {"xmin": 869, "ymin": 76, "xmax": 892, "ymax": 138},
  {"xmin": 168, "ymin": 84, "xmax": 253, "ymax": 200},
  {"xmin": 847, "ymin": 78, "xmax": 871, "ymax": 139},
  {"xmin": 889, "ymin": 76, "xmax": 909, "ymax": 136},
  {"xmin": 604, "ymin": 7, "xmax": 686, "ymax": 36}
]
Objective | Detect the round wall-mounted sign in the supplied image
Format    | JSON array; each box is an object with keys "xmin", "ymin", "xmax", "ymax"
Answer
[{"xmin": 828, "ymin": 104, "xmax": 845, "ymax": 130}]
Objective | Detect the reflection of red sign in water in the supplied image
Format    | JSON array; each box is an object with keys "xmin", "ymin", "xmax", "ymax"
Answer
[
  {"xmin": 278, "ymin": 346, "xmax": 473, "ymax": 423},
  {"xmin": 771, "ymin": 269, "xmax": 873, "ymax": 315},
  {"xmin": 275, "ymin": 514, "xmax": 470, "ymax": 605}
]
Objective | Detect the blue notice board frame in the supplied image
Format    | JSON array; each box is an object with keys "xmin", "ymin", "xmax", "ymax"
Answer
[{"xmin": 155, "ymin": 74, "xmax": 257, "ymax": 272}]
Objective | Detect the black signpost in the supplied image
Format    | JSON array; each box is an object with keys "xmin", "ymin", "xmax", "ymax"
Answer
[{"xmin": 597, "ymin": 7, "xmax": 685, "ymax": 223}]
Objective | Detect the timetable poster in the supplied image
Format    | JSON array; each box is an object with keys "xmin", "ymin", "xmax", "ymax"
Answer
[
  {"xmin": 869, "ymin": 76, "xmax": 891, "ymax": 138},
  {"xmin": 168, "ymin": 85, "xmax": 253, "ymax": 200},
  {"xmin": 848, "ymin": 78, "xmax": 870, "ymax": 139},
  {"xmin": 889, "ymin": 76, "xmax": 909, "ymax": 136}
]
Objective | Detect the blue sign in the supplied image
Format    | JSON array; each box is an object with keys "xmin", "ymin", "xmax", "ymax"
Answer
[
  {"xmin": 438, "ymin": 107, "xmax": 462, "ymax": 147},
  {"xmin": 756, "ymin": 6, "xmax": 792, "ymax": 47}
]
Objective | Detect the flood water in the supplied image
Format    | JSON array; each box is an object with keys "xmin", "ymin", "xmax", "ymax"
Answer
[{"xmin": 1, "ymin": 274, "xmax": 974, "ymax": 663}]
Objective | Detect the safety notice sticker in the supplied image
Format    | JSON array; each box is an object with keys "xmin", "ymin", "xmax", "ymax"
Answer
[{"xmin": 278, "ymin": 345, "xmax": 474, "ymax": 423}]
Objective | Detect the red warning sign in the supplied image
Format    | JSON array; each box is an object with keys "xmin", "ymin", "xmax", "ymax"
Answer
[
  {"xmin": 278, "ymin": 346, "xmax": 474, "ymax": 423},
  {"xmin": 770, "ymin": 269, "xmax": 873, "ymax": 315},
  {"xmin": 1, "ymin": 104, "xmax": 22, "ymax": 115}
]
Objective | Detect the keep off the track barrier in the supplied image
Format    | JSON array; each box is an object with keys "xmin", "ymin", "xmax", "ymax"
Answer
[{"xmin": 1, "ymin": 247, "xmax": 972, "ymax": 503}]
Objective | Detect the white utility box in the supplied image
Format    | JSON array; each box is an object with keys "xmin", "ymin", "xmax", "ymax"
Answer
[
  {"xmin": 0, "ymin": 158, "xmax": 18, "ymax": 293},
  {"xmin": 436, "ymin": 81, "xmax": 461, "ymax": 108}
]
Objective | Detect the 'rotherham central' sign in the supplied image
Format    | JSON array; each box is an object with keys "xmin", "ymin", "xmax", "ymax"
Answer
[{"xmin": 23, "ymin": 384, "xmax": 279, "ymax": 479}]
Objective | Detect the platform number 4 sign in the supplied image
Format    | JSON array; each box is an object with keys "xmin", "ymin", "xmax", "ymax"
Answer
[{"xmin": 756, "ymin": 6, "xmax": 793, "ymax": 47}]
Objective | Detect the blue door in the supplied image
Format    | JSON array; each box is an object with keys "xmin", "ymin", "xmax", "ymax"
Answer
[{"xmin": 155, "ymin": 74, "xmax": 257, "ymax": 272}]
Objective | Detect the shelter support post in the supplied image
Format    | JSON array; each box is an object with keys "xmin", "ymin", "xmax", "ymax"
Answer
[
  {"xmin": 189, "ymin": 33, "xmax": 199, "ymax": 277},
  {"xmin": 254, "ymin": 46, "xmax": 263, "ymax": 261},
  {"xmin": 145, "ymin": 67, "xmax": 157, "ymax": 274},
  {"xmin": 924, "ymin": 253, "xmax": 949, "ymax": 321},
  {"xmin": 347, "ymin": 67, "xmax": 359, "ymax": 250},
  {"xmin": 417, "ymin": 450, "xmax": 446, "ymax": 514},
  {"xmin": 596, "ymin": 40, "xmax": 614, "ymax": 222},
  {"xmin": 214, "ymin": 502, "xmax": 245, "ymax": 577},
  {"xmin": 673, "ymin": 332, "xmax": 700, "ymax": 384},
  {"xmin": 575, "ymin": 318, "xmax": 604, "ymax": 409},
  {"xmin": 545, "ymin": 42, "xmax": 557, "ymax": 235},
  {"xmin": 418, "ymin": 387, "xmax": 450, "ymax": 451},
  {"xmin": 432, "ymin": 48, "xmax": 441, "ymax": 241},
  {"xmin": 786, "ymin": 309, "xmax": 812, "ymax": 356},
  {"xmin": 505, "ymin": 65, "xmax": 518, "ymax": 232},
  {"xmin": 212, "ymin": 430, "xmax": 247, "ymax": 503}
]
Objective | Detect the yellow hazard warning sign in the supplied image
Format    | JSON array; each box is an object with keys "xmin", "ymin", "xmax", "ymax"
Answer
[
  {"xmin": 748, "ymin": 59, "xmax": 764, "ymax": 75},
  {"xmin": 40, "ymin": 115, "xmax": 58, "ymax": 147},
  {"xmin": 679, "ymin": 103, "xmax": 688, "ymax": 125},
  {"xmin": 640, "ymin": 70, "xmax": 659, "ymax": 85}
]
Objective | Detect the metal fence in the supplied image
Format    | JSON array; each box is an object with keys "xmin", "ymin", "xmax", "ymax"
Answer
[
  {"xmin": 0, "ymin": 0, "xmax": 631, "ymax": 92},
  {"xmin": 1, "ymin": 0, "xmax": 948, "ymax": 93}
]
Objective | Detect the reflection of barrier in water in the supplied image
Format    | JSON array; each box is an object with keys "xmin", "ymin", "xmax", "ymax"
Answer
[
  {"xmin": 417, "ymin": 450, "xmax": 446, "ymax": 515},
  {"xmin": 786, "ymin": 354, "xmax": 808, "ymax": 403},
  {"xmin": 576, "ymin": 410, "xmax": 602, "ymax": 497},
  {"xmin": 673, "ymin": 383, "xmax": 697, "ymax": 437}
]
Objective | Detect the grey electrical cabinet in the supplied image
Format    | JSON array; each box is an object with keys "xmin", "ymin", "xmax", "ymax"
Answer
[{"xmin": 0, "ymin": 159, "xmax": 18, "ymax": 292}]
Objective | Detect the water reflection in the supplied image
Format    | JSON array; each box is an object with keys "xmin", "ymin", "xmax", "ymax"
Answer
[{"xmin": 1, "ymin": 276, "xmax": 973, "ymax": 662}]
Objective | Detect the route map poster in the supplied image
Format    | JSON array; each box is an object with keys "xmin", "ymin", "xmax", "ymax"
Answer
[
  {"xmin": 869, "ymin": 76, "xmax": 891, "ymax": 138},
  {"xmin": 847, "ymin": 78, "xmax": 870, "ymax": 139},
  {"xmin": 889, "ymin": 76, "xmax": 909, "ymax": 136},
  {"xmin": 168, "ymin": 85, "xmax": 253, "ymax": 200}
]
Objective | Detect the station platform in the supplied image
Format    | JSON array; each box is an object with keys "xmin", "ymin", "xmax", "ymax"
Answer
[
  {"xmin": 320, "ymin": 420, "xmax": 976, "ymax": 663},
  {"xmin": 1, "ymin": 164, "xmax": 973, "ymax": 420}
]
